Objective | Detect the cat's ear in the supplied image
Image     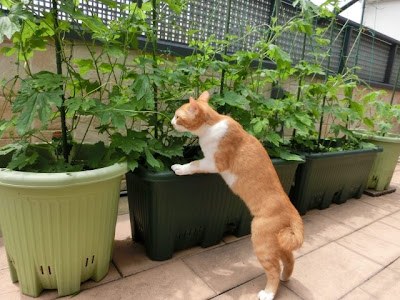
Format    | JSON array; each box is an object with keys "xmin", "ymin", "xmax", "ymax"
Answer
[
  {"xmin": 189, "ymin": 97, "xmax": 199, "ymax": 113},
  {"xmin": 198, "ymin": 91, "xmax": 210, "ymax": 103}
]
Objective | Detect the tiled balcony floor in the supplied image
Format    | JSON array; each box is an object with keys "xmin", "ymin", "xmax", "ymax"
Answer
[{"xmin": 1, "ymin": 164, "xmax": 400, "ymax": 300}]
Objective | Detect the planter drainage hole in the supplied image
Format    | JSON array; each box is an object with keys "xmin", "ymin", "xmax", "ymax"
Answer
[
  {"xmin": 85, "ymin": 256, "xmax": 95, "ymax": 267},
  {"xmin": 40, "ymin": 266, "xmax": 51, "ymax": 275}
]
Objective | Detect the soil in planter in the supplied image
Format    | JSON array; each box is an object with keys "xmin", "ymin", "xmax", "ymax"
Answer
[{"xmin": 0, "ymin": 142, "xmax": 124, "ymax": 173}]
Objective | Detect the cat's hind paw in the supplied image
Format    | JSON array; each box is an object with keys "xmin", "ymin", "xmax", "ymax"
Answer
[
  {"xmin": 258, "ymin": 290, "xmax": 274, "ymax": 300},
  {"xmin": 280, "ymin": 270, "xmax": 290, "ymax": 282}
]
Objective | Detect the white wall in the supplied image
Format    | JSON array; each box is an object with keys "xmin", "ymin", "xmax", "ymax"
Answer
[{"xmin": 364, "ymin": 0, "xmax": 400, "ymax": 41}]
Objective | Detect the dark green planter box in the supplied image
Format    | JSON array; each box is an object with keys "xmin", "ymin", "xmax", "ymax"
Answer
[
  {"xmin": 290, "ymin": 148, "xmax": 381, "ymax": 215},
  {"xmin": 126, "ymin": 159, "xmax": 302, "ymax": 261}
]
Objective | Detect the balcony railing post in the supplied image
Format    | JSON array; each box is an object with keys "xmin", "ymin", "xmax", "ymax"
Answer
[{"xmin": 384, "ymin": 44, "xmax": 397, "ymax": 84}]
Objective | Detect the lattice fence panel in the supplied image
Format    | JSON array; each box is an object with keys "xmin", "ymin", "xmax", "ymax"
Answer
[{"xmin": 346, "ymin": 28, "xmax": 390, "ymax": 83}]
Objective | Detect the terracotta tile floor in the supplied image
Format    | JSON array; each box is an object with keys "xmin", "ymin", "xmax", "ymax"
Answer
[{"xmin": 1, "ymin": 164, "xmax": 400, "ymax": 300}]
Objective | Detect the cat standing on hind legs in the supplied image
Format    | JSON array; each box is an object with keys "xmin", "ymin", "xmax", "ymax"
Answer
[{"xmin": 171, "ymin": 91, "xmax": 304, "ymax": 300}]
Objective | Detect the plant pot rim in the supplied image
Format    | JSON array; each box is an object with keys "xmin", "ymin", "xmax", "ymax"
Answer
[
  {"xmin": 353, "ymin": 130, "xmax": 400, "ymax": 144},
  {"xmin": 0, "ymin": 162, "xmax": 128, "ymax": 189},
  {"xmin": 133, "ymin": 158, "xmax": 304, "ymax": 182},
  {"xmin": 300, "ymin": 146, "xmax": 382, "ymax": 160}
]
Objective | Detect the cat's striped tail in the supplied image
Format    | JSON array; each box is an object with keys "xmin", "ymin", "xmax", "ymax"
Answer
[{"xmin": 277, "ymin": 217, "xmax": 304, "ymax": 251}]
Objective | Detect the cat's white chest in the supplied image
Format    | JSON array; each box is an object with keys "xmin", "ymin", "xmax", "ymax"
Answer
[
  {"xmin": 197, "ymin": 120, "xmax": 236, "ymax": 186},
  {"xmin": 198, "ymin": 120, "xmax": 228, "ymax": 160}
]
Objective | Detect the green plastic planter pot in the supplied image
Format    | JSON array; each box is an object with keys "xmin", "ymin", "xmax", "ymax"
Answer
[
  {"xmin": 0, "ymin": 160, "xmax": 127, "ymax": 297},
  {"xmin": 126, "ymin": 158, "xmax": 302, "ymax": 261},
  {"xmin": 290, "ymin": 148, "xmax": 381, "ymax": 215},
  {"xmin": 354, "ymin": 130, "xmax": 400, "ymax": 191}
]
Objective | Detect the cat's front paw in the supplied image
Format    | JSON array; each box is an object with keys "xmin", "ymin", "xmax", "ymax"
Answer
[
  {"xmin": 258, "ymin": 290, "xmax": 274, "ymax": 300},
  {"xmin": 171, "ymin": 164, "xmax": 190, "ymax": 176}
]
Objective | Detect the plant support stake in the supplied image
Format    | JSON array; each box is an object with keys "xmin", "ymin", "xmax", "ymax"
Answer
[
  {"xmin": 220, "ymin": 0, "xmax": 232, "ymax": 96},
  {"xmin": 152, "ymin": 0, "xmax": 159, "ymax": 139},
  {"xmin": 52, "ymin": 0, "xmax": 69, "ymax": 163},
  {"xmin": 318, "ymin": 16, "xmax": 336, "ymax": 144},
  {"xmin": 292, "ymin": 32, "xmax": 307, "ymax": 139}
]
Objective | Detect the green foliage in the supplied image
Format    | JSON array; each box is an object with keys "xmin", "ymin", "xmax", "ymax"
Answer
[
  {"xmin": 0, "ymin": 0, "xmax": 383, "ymax": 172},
  {"xmin": 357, "ymin": 90, "xmax": 400, "ymax": 136},
  {"xmin": 13, "ymin": 72, "xmax": 64, "ymax": 135},
  {"xmin": 0, "ymin": 0, "xmax": 190, "ymax": 172}
]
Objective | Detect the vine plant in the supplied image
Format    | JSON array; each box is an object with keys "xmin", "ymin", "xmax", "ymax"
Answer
[{"xmin": 0, "ymin": 0, "xmax": 195, "ymax": 172}]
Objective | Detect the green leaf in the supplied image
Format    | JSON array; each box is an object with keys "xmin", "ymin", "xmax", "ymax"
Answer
[
  {"xmin": 0, "ymin": 15, "xmax": 20, "ymax": 43},
  {"xmin": 111, "ymin": 113, "xmax": 126, "ymax": 129},
  {"xmin": 349, "ymin": 100, "xmax": 365, "ymax": 117},
  {"xmin": 267, "ymin": 44, "xmax": 293, "ymax": 71},
  {"xmin": 315, "ymin": 38, "xmax": 330, "ymax": 46},
  {"xmin": 87, "ymin": 142, "xmax": 107, "ymax": 169},
  {"xmin": 144, "ymin": 148, "xmax": 160, "ymax": 168},
  {"xmin": 251, "ymin": 118, "xmax": 268, "ymax": 134},
  {"xmin": 8, "ymin": 151, "xmax": 39, "ymax": 170},
  {"xmin": 0, "ymin": 142, "xmax": 22, "ymax": 156},
  {"xmin": 14, "ymin": 88, "xmax": 63, "ymax": 135},
  {"xmin": 213, "ymin": 91, "xmax": 250, "ymax": 110},
  {"xmin": 73, "ymin": 59, "xmax": 94, "ymax": 76},
  {"xmin": 163, "ymin": 0, "xmax": 185, "ymax": 14},
  {"xmin": 363, "ymin": 117, "xmax": 374, "ymax": 128},
  {"xmin": 97, "ymin": 0, "xmax": 118, "ymax": 8},
  {"xmin": 131, "ymin": 74, "xmax": 151, "ymax": 100},
  {"xmin": 1, "ymin": 0, "xmax": 13, "ymax": 9},
  {"xmin": 0, "ymin": 46, "xmax": 16, "ymax": 56},
  {"xmin": 0, "ymin": 118, "xmax": 16, "ymax": 139},
  {"xmin": 127, "ymin": 158, "xmax": 138, "ymax": 171},
  {"xmin": 265, "ymin": 131, "xmax": 282, "ymax": 147},
  {"xmin": 98, "ymin": 62, "xmax": 112, "ymax": 74},
  {"xmin": 149, "ymin": 140, "xmax": 183, "ymax": 158},
  {"xmin": 29, "ymin": 72, "xmax": 66, "ymax": 90},
  {"xmin": 105, "ymin": 44, "xmax": 124, "ymax": 58},
  {"xmin": 110, "ymin": 131, "xmax": 147, "ymax": 154},
  {"xmin": 278, "ymin": 149, "xmax": 304, "ymax": 161},
  {"xmin": 130, "ymin": 74, "xmax": 154, "ymax": 108}
]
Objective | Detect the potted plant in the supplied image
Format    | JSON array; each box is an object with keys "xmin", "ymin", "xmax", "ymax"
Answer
[
  {"xmin": 287, "ymin": 71, "xmax": 382, "ymax": 214},
  {"xmin": 125, "ymin": 1, "xmax": 317, "ymax": 261},
  {"xmin": 353, "ymin": 94, "xmax": 400, "ymax": 192},
  {"xmin": 126, "ymin": 52, "xmax": 304, "ymax": 262},
  {"xmin": 250, "ymin": 4, "xmax": 382, "ymax": 215},
  {"xmin": 0, "ymin": 0, "xmax": 177, "ymax": 296}
]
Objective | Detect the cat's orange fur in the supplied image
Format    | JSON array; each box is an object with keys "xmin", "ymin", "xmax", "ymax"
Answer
[{"xmin": 171, "ymin": 91, "xmax": 304, "ymax": 300}]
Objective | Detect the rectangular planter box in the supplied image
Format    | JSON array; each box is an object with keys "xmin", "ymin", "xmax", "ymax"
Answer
[
  {"xmin": 126, "ymin": 159, "xmax": 302, "ymax": 261},
  {"xmin": 289, "ymin": 148, "xmax": 381, "ymax": 215}
]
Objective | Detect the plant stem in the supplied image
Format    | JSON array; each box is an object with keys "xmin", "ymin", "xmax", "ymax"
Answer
[{"xmin": 52, "ymin": 0, "xmax": 69, "ymax": 163}]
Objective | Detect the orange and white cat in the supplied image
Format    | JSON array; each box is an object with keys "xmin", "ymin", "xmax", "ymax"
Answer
[{"xmin": 171, "ymin": 91, "xmax": 304, "ymax": 300}]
